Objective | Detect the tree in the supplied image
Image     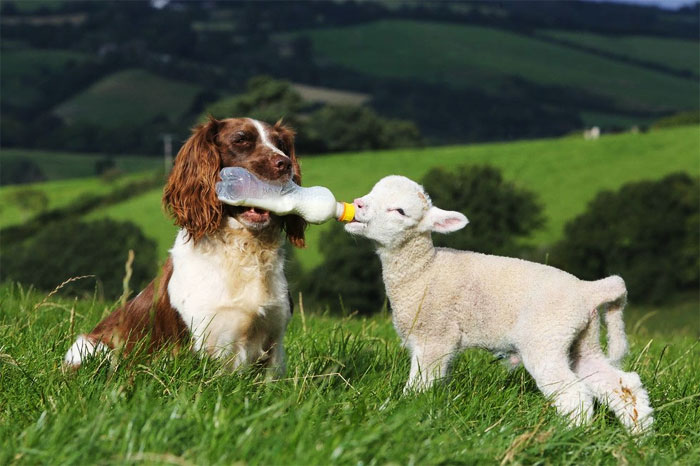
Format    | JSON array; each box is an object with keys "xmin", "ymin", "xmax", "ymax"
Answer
[
  {"xmin": 306, "ymin": 104, "xmax": 422, "ymax": 152},
  {"xmin": 552, "ymin": 173, "xmax": 699, "ymax": 303},
  {"xmin": 422, "ymin": 165, "xmax": 545, "ymax": 256},
  {"xmin": 300, "ymin": 223, "xmax": 385, "ymax": 315},
  {"xmin": 203, "ymin": 76, "xmax": 304, "ymax": 127},
  {"xmin": 2, "ymin": 219, "xmax": 158, "ymax": 300}
]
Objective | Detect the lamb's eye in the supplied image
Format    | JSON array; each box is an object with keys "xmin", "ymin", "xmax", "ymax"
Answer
[{"xmin": 391, "ymin": 208, "xmax": 406, "ymax": 216}]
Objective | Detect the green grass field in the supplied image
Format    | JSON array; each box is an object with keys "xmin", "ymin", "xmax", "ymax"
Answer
[
  {"xmin": 0, "ymin": 171, "xmax": 156, "ymax": 229},
  {"xmin": 539, "ymin": 29, "xmax": 700, "ymax": 77},
  {"xmin": 301, "ymin": 20, "xmax": 697, "ymax": 113},
  {"xmin": 53, "ymin": 69, "xmax": 202, "ymax": 128},
  {"xmin": 0, "ymin": 149, "xmax": 161, "ymax": 181},
  {"xmin": 82, "ymin": 125, "xmax": 700, "ymax": 266},
  {"xmin": 0, "ymin": 284, "xmax": 698, "ymax": 464}
]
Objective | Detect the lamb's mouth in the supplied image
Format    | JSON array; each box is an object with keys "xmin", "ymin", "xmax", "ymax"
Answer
[{"xmin": 344, "ymin": 218, "xmax": 366, "ymax": 234}]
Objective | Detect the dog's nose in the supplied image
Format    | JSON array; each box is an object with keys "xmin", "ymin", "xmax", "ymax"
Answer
[{"xmin": 274, "ymin": 156, "xmax": 291, "ymax": 174}]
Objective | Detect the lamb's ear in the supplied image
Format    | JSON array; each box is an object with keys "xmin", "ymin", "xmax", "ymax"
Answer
[{"xmin": 421, "ymin": 207, "xmax": 468, "ymax": 234}]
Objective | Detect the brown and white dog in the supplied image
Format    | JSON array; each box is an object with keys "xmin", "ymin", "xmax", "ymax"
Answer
[{"xmin": 64, "ymin": 117, "xmax": 306, "ymax": 375}]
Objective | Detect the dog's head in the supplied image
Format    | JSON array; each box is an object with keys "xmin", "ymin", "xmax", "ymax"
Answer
[{"xmin": 163, "ymin": 117, "xmax": 306, "ymax": 247}]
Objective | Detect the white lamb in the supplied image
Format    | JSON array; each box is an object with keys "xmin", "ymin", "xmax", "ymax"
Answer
[{"xmin": 345, "ymin": 175, "xmax": 653, "ymax": 434}]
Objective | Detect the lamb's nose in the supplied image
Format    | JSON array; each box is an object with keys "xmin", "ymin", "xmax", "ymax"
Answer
[{"xmin": 354, "ymin": 198, "xmax": 365, "ymax": 209}]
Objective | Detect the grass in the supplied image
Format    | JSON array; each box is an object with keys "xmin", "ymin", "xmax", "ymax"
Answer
[
  {"xmin": 539, "ymin": 29, "xmax": 700, "ymax": 77},
  {"xmin": 301, "ymin": 20, "xmax": 698, "ymax": 113},
  {"xmin": 0, "ymin": 283, "xmax": 698, "ymax": 464},
  {"xmin": 53, "ymin": 69, "xmax": 202, "ymax": 128}
]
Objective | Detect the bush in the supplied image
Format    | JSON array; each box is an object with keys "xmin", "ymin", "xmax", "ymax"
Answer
[
  {"xmin": 552, "ymin": 173, "xmax": 699, "ymax": 303},
  {"xmin": 300, "ymin": 223, "xmax": 385, "ymax": 315},
  {"xmin": 652, "ymin": 110, "xmax": 700, "ymax": 129},
  {"xmin": 2, "ymin": 219, "xmax": 158, "ymax": 300},
  {"xmin": 422, "ymin": 165, "xmax": 545, "ymax": 256}
]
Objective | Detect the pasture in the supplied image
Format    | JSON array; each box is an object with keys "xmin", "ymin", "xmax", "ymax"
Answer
[
  {"xmin": 538, "ymin": 30, "xmax": 700, "ymax": 77},
  {"xmin": 53, "ymin": 69, "xmax": 202, "ymax": 128},
  {"xmin": 0, "ymin": 284, "xmax": 698, "ymax": 464},
  {"xmin": 301, "ymin": 20, "xmax": 697, "ymax": 113}
]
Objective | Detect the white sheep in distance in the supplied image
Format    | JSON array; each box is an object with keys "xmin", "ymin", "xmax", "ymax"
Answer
[{"xmin": 345, "ymin": 175, "xmax": 653, "ymax": 434}]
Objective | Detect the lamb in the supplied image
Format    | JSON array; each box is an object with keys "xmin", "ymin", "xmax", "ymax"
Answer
[{"xmin": 345, "ymin": 175, "xmax": 653, "ymax": 434}]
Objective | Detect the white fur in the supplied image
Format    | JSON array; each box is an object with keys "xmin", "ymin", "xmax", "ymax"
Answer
[
  {"xmin": 63, "ymin": 334, "xmax": 109, "ymax": 367},
  {"xmin": 347, "ymin": 175, "xmax": 653, "ymax": 434},
  {"xmin": 249, "ymin": 118, "xmax": 289, "ymax": 159},
  {"xmin": 168, "ymin": 217, "xmax": 290, "ymax": 373}
]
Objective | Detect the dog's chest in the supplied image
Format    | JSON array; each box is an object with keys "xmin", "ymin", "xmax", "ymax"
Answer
[{"xmin": 167, "ymin": 230, "xmax": 288, "ymax": 352}]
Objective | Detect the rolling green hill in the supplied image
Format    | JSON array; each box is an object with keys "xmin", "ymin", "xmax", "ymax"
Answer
[
  {"xmin": 301, "ymin": 20, "xmax": 698, "ymax": 114},
  {"xmin": 83, "ymin": 125, "xmax": 700, "ymax": 267},
  {"xmin": 53, "ymin": 69, "xmax": 202, "ymax": 128},
  {"xmin": 539, "ymin": 29, "xmax": 700, "ymax": 77}
]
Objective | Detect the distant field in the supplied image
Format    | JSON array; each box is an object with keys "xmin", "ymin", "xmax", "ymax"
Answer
[
  {"xmin": 53, "ymin": 69, "xmax": 202, "ymax": 128},
  {"xmin": 85, "ymin": 125, "xmax": 700, "ymax": 268},
  {"xmin": 0, "ymin": 149, "xmax": 161, "ymax": 181},
  {"xmin": 0, "ymin": 47, "xmax": 89, "ymax": 108},
  {"xmin": 540, "ymin": 29, "xmax": 700, "ymax": 77},
  {"xmin": 302, "ymin": 20, "xmax": 698, "ymax": 113},
  {"xmin": 0, "ymin": 172, "xmax": 155, "ymax": 229}
]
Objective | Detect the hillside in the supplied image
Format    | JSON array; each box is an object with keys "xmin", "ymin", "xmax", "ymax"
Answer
[
  {"xmin": 80, "ymin": 125, "xmax": 700, "ymax": 266},
  {"xmin": 538, "ymin": 29, "xmax": 700, "ymax": 77},
  {"xmin": 53, "ymin": 69, "xmax": 202, "ymax": 128},
  {"xmin": 302, "ymin": 19, "xmax": 698, "ymax": 115}
]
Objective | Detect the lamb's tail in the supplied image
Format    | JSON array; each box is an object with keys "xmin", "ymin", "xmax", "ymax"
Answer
[{"xmin": 589, "ymin": 275, "xmax": 628, "ymax": 367}]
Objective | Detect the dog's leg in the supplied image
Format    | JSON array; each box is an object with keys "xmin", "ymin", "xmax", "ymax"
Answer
[{"xmin": 64, "ymin": 334, "xmax": 109, "ymax": 368}]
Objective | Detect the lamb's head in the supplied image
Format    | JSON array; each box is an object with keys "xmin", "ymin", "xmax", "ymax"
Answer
[{"xmin": 345, "ymin": 175, "xmax": 468, "ymax": 248}]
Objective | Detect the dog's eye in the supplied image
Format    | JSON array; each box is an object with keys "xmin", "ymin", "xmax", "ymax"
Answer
[
  {"xmin": 232, "ymin": 131, "xmax": 250, "ymax": 144},
  {"xmin": 275, "ymin": 138, "xmax": 288, "ymax": 154}
]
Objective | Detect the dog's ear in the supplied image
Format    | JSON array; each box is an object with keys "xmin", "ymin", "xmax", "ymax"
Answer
[
  {"xmin": 163, "ymin": 117, "xmax": 223, "ymax": 242},
  {"xmin": 275, "ymin": 121, "xmax": 307, "ymax": 248}
]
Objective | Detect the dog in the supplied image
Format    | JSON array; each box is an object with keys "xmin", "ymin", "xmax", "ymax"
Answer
[{"xmin": 64, "ymin": 117, "xmax": 306, "ymax": 375}]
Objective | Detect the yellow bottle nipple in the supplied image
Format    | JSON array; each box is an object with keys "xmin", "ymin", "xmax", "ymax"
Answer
[{"xmin": 337, "ymin": 202, "xmax": 355, "ymax": 222}]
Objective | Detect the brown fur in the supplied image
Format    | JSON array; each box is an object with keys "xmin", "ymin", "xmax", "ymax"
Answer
[{"xmin": 87, "ymin": 258, "xmax": 188, "ymax": 354}]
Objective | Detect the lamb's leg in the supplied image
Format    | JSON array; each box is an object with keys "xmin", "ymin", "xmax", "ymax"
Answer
[
  {"xmin": 575, "ymin": 356, "xmax": 653, "ymax": 434},
  {"xmin": 404, "ymin": 342, "xmax": 455, "ymax": 393},
  {"xmin": 520, "ymin": 348, "xmax": 593, "ymax": 426}
]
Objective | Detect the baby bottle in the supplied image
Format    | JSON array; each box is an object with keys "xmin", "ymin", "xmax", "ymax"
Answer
[{"xmin": 216, "ymin": 167, "xmax": 355, "ymax": 224}]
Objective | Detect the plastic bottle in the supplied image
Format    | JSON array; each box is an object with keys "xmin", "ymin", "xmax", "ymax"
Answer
[{"xmin": 215, "ymin": 167, "xmax": 355, "ymax": 224}]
